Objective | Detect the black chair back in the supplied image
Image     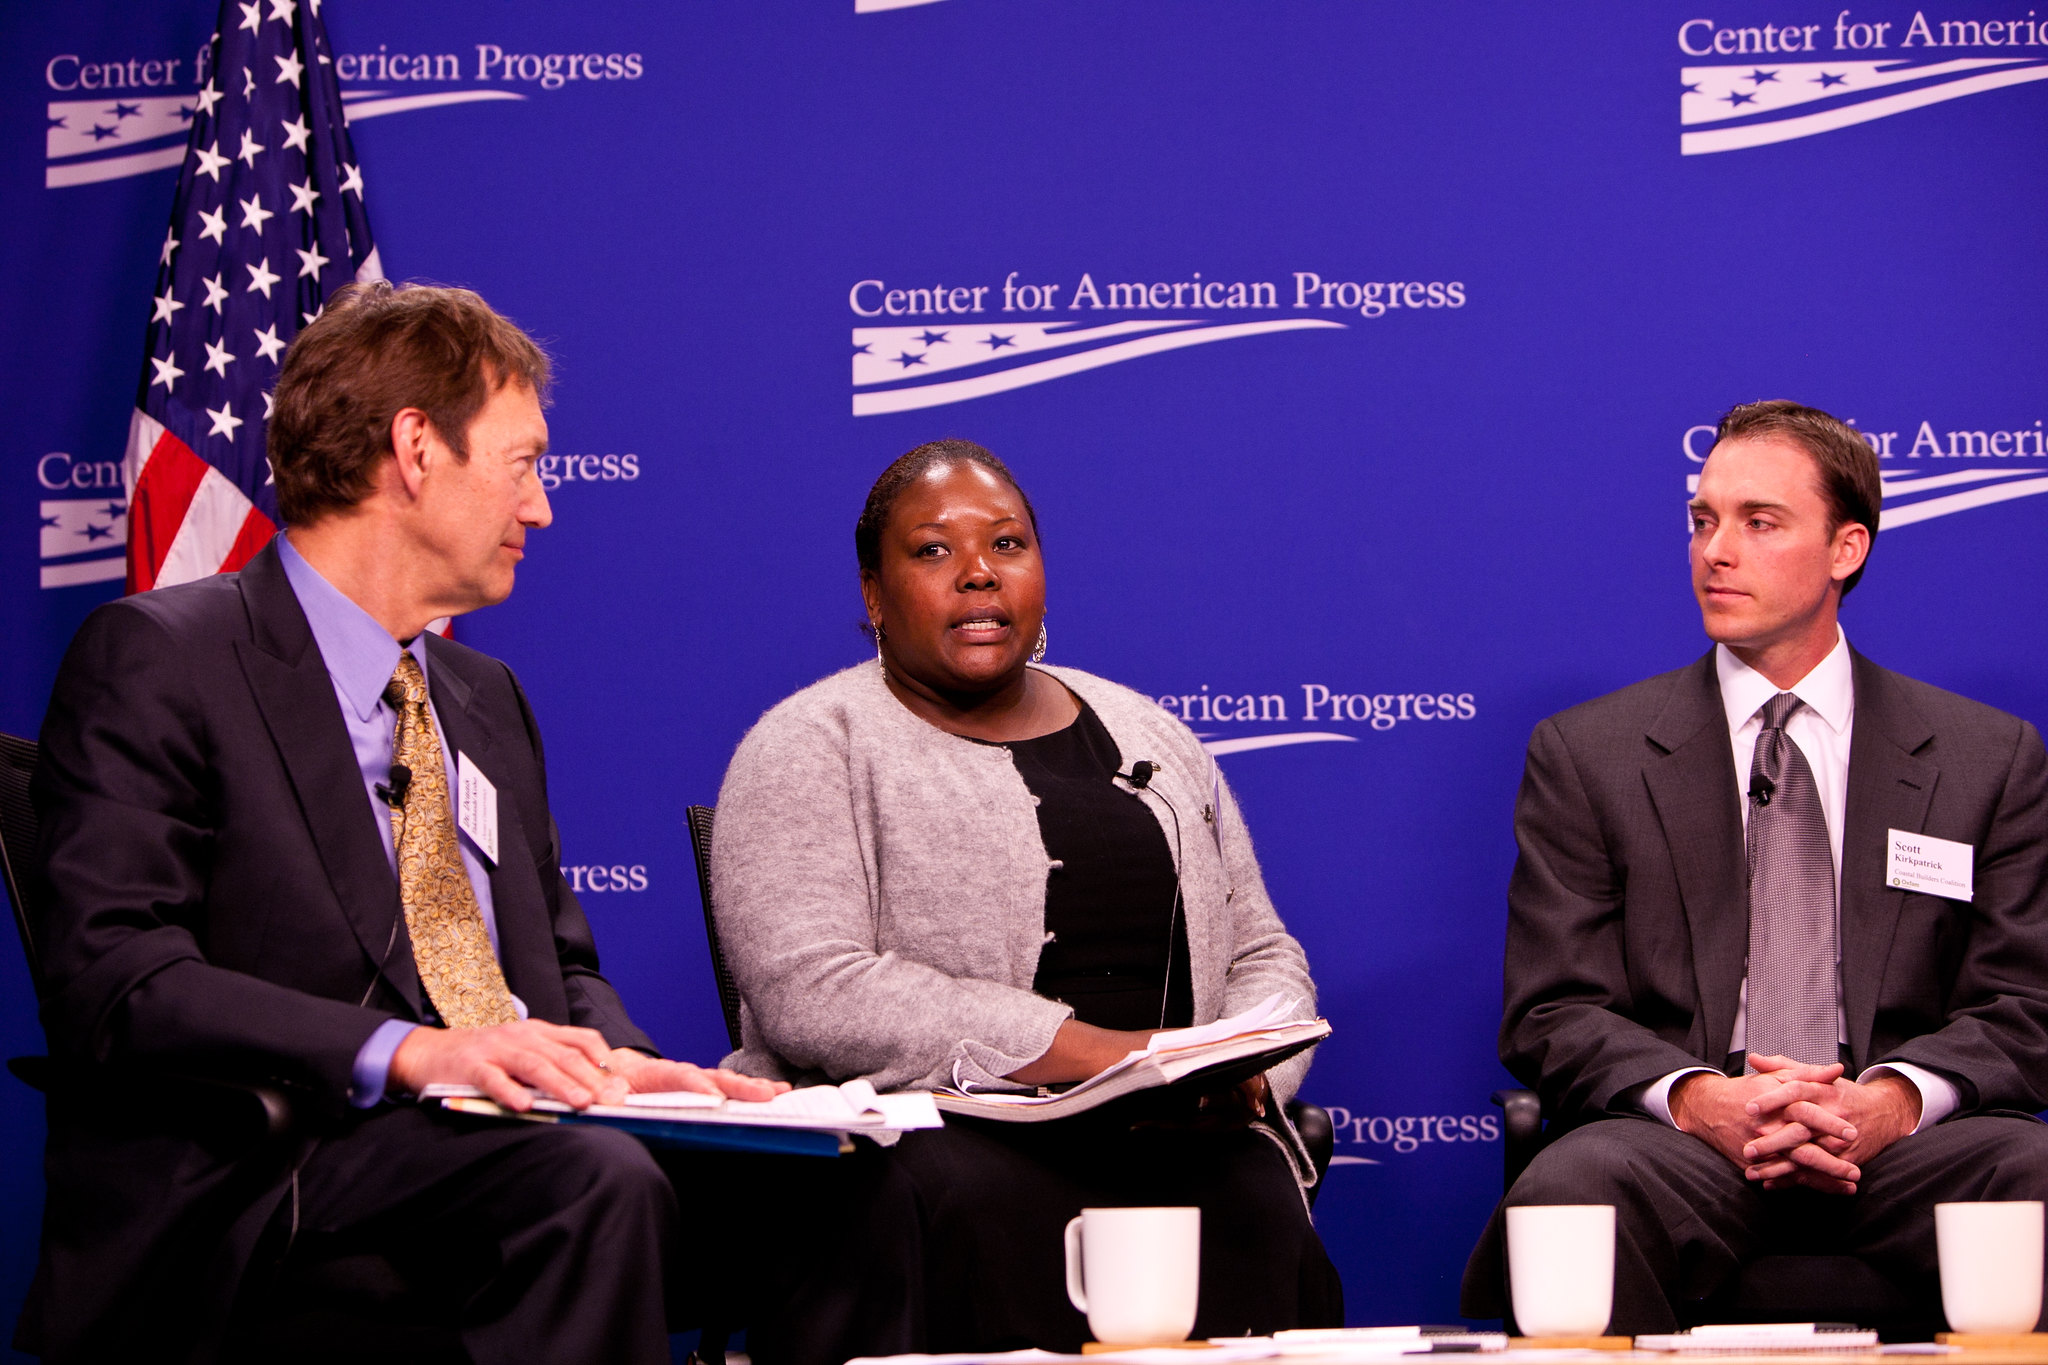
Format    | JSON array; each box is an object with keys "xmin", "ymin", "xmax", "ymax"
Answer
[
  {"xmin": 0, "ymin": 731, "xmax": 42, "ymax": 996},
  {"xmin": 685, "ymin": 805, "xmax": 745, "ymax": 1051}
]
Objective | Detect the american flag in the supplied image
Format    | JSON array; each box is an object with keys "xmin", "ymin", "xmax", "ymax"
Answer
[{"xmin": 127, "ymin": 0, "xmax": 379, "ymax": 593}]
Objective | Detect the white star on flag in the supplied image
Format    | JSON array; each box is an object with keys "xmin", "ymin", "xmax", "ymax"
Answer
[
  {"xmin": 287, "ymin": 179, "xmax": 319, "ymax": 214},
  {"xmin": 245, "ymin": 257, "xmax": 280, "ymax": 297},
  {"xmin": 238, "ymin": 192, "xmax": 273, "ymax": 231},
  {"xmin": 279, "ymin": 115, "xmax": 311, "ymax": 153},
  {"xmin": 194, "ymin": 142, "xmax": 229, "ymax": 181},
  {"xmin": 198, "ymin": 205, "xmax": 228, "ymax": 243},
  {"xmin": 149, "ymin": 353, "xmax": 185, "ymax": 392},
  {"xmin": 296, "ymin": 244, "xmax": 329, "ymax": 278},
  {"xmin": 152, "ymin": 290, "xmax": 185, "ymax": 323},
  {"xmin": 206, "ymin": 401, "xmax": 244, "ymax": 440},
  {"xmin": 340, "ymin": 162, "xmax": 363, "ymax": 196},
  {"xmin": 274, "ymin": 51, "xmax": 303, "ymax": 88},
  {"xmin": 203, "ymin": 337, "xmax": 236, "ymax": 377},
  {"xmin": 161, "ymin": 230, "xmax": 179, "ymax": 266},
  {"xmin": 251, "ymin": 323, "xmax": 286, "ymax": 363},
  {"xmin": 201, "ymin": 273, "xmax": 229, "ymax": 312},
  {"xmin": 238, "ymin": 2, "xmax": 261, "ymax": 32},
  {"xmin": 269, "ymin": 0, "xmax": 297, "ymax": 20},
  {"xmin": 236, "ymin": 127, "xmax": 265, "ymax": 167},
  {"xmin": 194, "ymin": 83, "xmax": 222, "ymax": 116}
]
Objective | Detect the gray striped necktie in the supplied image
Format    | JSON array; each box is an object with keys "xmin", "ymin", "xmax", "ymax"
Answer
[{"xmin": 1743, "ymin": 692, "xmax": 1839, "ymax": 1072}]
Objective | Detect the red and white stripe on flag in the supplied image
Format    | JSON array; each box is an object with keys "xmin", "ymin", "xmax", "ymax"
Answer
[{"xmin": 123, "ymin": 411, "xmax": 275, "ymax": 592}]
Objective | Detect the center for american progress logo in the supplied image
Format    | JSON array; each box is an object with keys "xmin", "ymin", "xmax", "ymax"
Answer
[
  {"xmin": 44, "ymin": 37, "xmax": 642, "ymax": 188},
  {"xmin": 849, "ymin": 271, "xmax": 1467, "ymax": 416},
  {"xmin": 1677, "ymin": 9, "xmax": 2048, "ymax": 152}
]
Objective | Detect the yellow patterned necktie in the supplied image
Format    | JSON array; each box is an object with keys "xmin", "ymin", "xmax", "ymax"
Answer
[{"xmin": 385, "ymin": 652, "xmax": 520, "ymax": 1029}]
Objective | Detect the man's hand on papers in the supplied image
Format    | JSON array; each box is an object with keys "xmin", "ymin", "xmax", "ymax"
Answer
[
  {"xmin": 1670, "ymin": 1056, "xmax": 1856, "ymax": 1190},
  {"xmin": 1740, "ymin": 1059, "xmax": 1920, "ymax": 1194},
  {"xmin": 603, "ymin": 1050, "xmax": 790, "ymax": 1103},
  {"xmin": 389, "ymin": 1021, "xmax": 795, "ymax": 1112},
  {"xmin": 391, "ymin": 1020, "xmax": 628, "ymax": 1111}
]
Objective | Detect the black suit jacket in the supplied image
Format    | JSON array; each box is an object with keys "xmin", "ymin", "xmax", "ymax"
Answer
[
  {"xmin": 1502, "ymin": 647, "xmax": 2048, "ymax": 1124},
  {"xmin": 23, "ymin": 540, "xmax": 654, "ymax": 1360}
]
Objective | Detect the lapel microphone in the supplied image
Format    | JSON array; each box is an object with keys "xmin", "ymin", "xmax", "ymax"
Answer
[
  {"xmin": 1749, "ymin": 772, "xmax": 1775, "ymax": 807},
  {"xmin": 1115, "ymin": 759, "xmax": 1183, "ymax": 1028},
  {"xmin": 376, "ymin": 763, "xmax": 413, "ymax": 809}
]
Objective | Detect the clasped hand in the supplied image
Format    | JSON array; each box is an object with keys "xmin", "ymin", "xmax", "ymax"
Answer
[
  {"xmin": 389, "ymin": 1018, "xmax": 789, "ymax": 1111},
  {"xmin": 1669, "ymin": 1053, "xmax": 1920, "ymax": 1195}
]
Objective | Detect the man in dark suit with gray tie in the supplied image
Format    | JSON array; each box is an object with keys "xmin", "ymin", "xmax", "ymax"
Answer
[
  {"xmin": 25, "ymin": 281, "xmax": 781, "ymax": 1364},
  {"xmin": 1462, "ymin": 400, "xmax": 2048, "ymax": 1332}
]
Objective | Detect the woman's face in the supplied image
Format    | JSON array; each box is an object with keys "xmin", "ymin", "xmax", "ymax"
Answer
[{"xmin": 863, "ymin": 461, "xmax": 1045, "ymax": 697}]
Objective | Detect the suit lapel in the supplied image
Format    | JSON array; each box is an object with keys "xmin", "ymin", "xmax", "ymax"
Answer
[
  {"xmin": 1840, "ymin": 651, "xmax": 1937, "ymax": 1070},
  {"xmin": 424, "ymin": 641, "xmax": 569, "ymax": 1023},
  {"xmin": 233, "ymin": 543, "xmax": 420, "ymax": 1013},
  {"xmin": 1641, "ymin": 651, "xmax": 1748, "ymax": 1063}
]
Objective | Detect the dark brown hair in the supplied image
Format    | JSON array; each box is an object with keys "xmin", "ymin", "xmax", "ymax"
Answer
[
  {"xmin": 854, "ymin": 438, "xmax": 1039, "ymax": 575},
  {"xmin": 267, "ymin": 281, "xmax": 551, "ymax": 525},
  {"xmin": 1715, "ymin": 399, "xmax": 1883, "ymax": 596}
]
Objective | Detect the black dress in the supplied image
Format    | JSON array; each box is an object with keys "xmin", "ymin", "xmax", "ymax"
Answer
[
  {"xmin": 750, "ymin": 704, "xmax": 1343, "ymax": 1364},
  {"xmin": 997, "ymin": 701, "xmax": 1194, "ymax": 1034}
]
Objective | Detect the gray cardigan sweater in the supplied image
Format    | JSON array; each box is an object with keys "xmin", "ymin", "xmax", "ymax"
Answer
[{"xmin": 710, "ymin": 661, "xmax": 1319, "ymax": 1104}]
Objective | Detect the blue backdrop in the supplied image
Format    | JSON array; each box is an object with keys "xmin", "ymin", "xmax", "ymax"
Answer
[{"xmin": 6, "ymin": 1, "xmax": 2048, "ymax": 1347}]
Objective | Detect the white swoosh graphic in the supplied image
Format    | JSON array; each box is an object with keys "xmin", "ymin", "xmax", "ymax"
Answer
[
  {"xmin": 1327, "ymin": 1155, "xmax": 1381, "ymax": 1166},
  {"xmin": 1684, "ymin": 64, "xmax": 2048, "ymax": 153},
  {"xmin": 856, "ymin": 0, "xmax": 949, "ymax": 9},
  {"xmin": 852, "ymin": 318, "xmax": 1344, "ymax": 416},
  {"xmin": 1880, "ymin": 468, "xmax": 2043, "ymax": 497},
  {"xmin": 343, "ymin": 90, "xmax": 527, "ymax": 122},
  {"xmin": 46, "ymin": 144, "xmax": 185, "ymax": 188},
  {"xmin": 1201, "ymin": 732, "xmax": 1360, "ymax": 758},
  {"xmin": 1881, "ymin": 475, "xmax": 2048, "ymax": 528},
  {"xmin": 48, "ymin": 90, "xmax": 530, "ymax": 187}
]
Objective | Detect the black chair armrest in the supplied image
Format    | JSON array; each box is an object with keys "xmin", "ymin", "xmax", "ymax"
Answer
[
  {"xmin": 1286, "ymin": 1100, "xmax": 1335, "ymax": 1204},
  {"xmin": 10, "ymin": 1054, "xmax": 300, "ymax": 1148},
  {"xmin": 1490, "ymin": 1087, "xmax": 1544, "ymax": 1193}
]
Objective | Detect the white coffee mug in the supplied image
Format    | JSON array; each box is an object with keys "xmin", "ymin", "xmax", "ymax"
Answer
[
  {"xmin": 1062, "ymin": 1206, "xmax": 1201, "ymax": 1345},
  {"xmin": 1937, "ymin": 1200, "xmax": 2045, "ymax": 1334},
  {"xmin": 1506, "ymin": 1203, "xmax": 1616, "ymax": 1337}
]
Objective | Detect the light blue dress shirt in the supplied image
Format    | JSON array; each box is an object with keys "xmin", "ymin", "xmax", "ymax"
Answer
[{"xmin": 276, "ymin": 535, "xmax": 524, "ymax": 1107}]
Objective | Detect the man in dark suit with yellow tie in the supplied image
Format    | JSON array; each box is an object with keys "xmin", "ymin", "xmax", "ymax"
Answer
[
  {"xmin": 1463, "ymin": 401, "xmax": 2048, "ymax": 1332},
  {"xmin": 25, "ymin": 281, "xmax": 780, "ymax": 1363}
]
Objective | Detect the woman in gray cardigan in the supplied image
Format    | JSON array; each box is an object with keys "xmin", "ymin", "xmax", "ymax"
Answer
[{"xmin": 712, "ymin": 440, "xmax": 1342, "ymax": 1357}]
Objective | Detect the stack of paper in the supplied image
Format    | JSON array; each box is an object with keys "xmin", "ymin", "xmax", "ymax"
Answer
[
  {"xmin": 422, "ymin": 1077, "xmax": 942, "ymax": 1156},
  {"xmin": 935, "ymin": 993, "xmax": 1330, "ymax": 1123},
  {"xmin": 1633, "ymin": 1324, "xmax": 1880, "ymax": 1353}
]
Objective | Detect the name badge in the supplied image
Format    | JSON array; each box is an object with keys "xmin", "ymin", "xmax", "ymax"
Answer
[
  {"xmin": 456, "ymin": 751, "xmax": 499, "ymax": 867},
  {"xmin": 1886, "ymin": 828, "xmax": 1972, "ymax": 900}
]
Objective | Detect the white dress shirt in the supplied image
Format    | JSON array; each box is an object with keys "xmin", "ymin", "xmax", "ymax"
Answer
[{"xmin": 1637, "ymin": 629, "xmax": 1959, "ymax": 1132}]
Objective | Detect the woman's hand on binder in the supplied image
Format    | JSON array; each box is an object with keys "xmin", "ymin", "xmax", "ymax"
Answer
[
  {"xmin": 1192, "ymin": 1074, "xmax": 1270, "ymax": 1129},
  {"xmin": 1005, "ymin": 1019, "xmax": 1157, "ymax": 1086}
]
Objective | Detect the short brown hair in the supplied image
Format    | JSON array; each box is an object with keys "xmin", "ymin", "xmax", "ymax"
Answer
[
  {"xmin": 1715, "ymin": 399, "xmax": 1882, "ymax": 596},
  {"xmin": 267, "ymin": 281, "xmax": 551, "ymax": 525}
]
